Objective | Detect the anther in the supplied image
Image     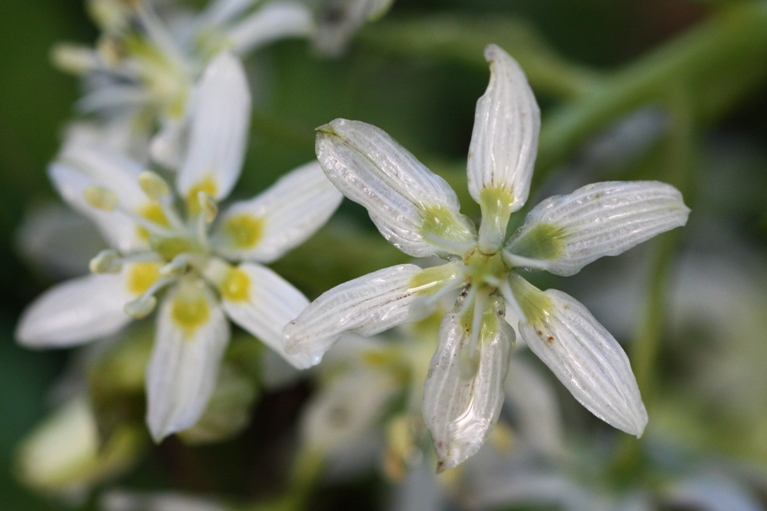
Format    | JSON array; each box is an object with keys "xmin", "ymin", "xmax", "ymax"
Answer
[
  {"xmin": 138, "ymin": 171, "xmax": 171, "ymax": 201},
  {"xmin": 124, "ymin": 295, "xmax": 157, "ymax": 319},
  {"xmin": 89, "ymin": 249, "xmax": 122, "ymax": 274}
]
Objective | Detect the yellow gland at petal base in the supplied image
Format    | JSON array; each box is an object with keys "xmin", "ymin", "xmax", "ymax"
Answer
[
  {"xmin": 507, "ymin": 272, "xmax": 552, "ymax": 325},
  {"xmin": 219, "ymin": 267, "xmax": 251, "ymax": 302},
  {"xmin": 223, "ymin": 213, "xmax": 264, "ymax": 250},
  {"xmin": 136, "ymin": 202, "xmax": 171, "ymax": 241},
  {"xmin": 171, "ymin": 293, "xmax": 211, "ymax": 338},
  {"xmin": 507, "ymin": 223, "xmax": 566, "ymax": 261},
  {"xmin": 127, "ymin": 262, "xmax": 163, "ymax": 295},
  {"xmin": 420, "ymin": 205, "xmax": 475, "ymax": 248}
]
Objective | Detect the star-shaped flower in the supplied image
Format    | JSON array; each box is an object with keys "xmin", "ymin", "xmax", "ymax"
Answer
[
  {"xmin": 284, "ymin": 44, "xmax": 690, "ymax": 471},
  {"xmin": 16, "ymin": 52, "xmax": 342, "ymax": 442}
]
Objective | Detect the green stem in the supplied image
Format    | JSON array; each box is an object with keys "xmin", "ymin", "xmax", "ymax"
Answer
[{"xmin": 536, "ymin": 1, "xmax": 767, "ymax": 179}]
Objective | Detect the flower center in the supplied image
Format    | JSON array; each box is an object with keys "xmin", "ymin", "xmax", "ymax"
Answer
[{"xmin": 464, "ymin": 247, "xmax": 510, "ymax": 291}]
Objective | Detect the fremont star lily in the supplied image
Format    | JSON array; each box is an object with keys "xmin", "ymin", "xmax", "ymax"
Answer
[
  {"xmin": 284, "ymin": 44, "xmax": 690, "ymax": 471},
  {"xmin": 16, "ymin": 52, "xmax": 342, "ymax": 442}
]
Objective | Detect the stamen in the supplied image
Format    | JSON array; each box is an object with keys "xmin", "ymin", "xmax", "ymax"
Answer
[
  {"xmin": 410, "ymin": 274, "xmax": 467, "ymax": 319},
  {"xmin": 89, "ymin": 249, "xmax": 122, "ymax": 274},
  {"xmin": 123, "ymin": 275, "xmax": 177, "ymax": 319},
  {"xmin": 198, "ymin": 191, "xmax": 218, "ymax": 224},
  {"xmin": 138, "ymin": 171, "xmax": 170, "ymax": 201},
  {"xmin": 160, "ymin": 254, "xmax": 191, "ymax": 277},
  {"xmin": 124, "ymin": 295, "xmax": 157, "ymax": 319},
  {"xmin": 503, "ymin": 251, "xmax": 549, "ymax": 271},
  {"xmin": 499, "ymin": 278, "xmax": 526, "ymax": 325}
]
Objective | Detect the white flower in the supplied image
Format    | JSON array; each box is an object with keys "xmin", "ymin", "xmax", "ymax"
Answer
[
  {"xmin": 312, "ymin": 0, "xmax": 396, "ymax": 56},
  {"xmin": 285, "ymin": 44, "xmax": 690, "ymax": 471},
  {"xmin": 54, "ymin": 0, "xmax": 315, "ymax": 166},
  {"xmin": 16, "ymin": 53, "xmax": 343, "ymax": 442}
]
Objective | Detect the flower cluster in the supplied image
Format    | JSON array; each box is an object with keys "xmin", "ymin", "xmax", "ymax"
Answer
[
  {"xmin": 284, "ymin": 44, "xmax": 689, "ymax": 470},
  {"xmin": 17, "ymin": 52, "xmax": 342, "ymax": 442}
]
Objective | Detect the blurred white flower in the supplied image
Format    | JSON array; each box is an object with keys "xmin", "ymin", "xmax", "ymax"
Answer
[
  {"xmin": 54, "ymin": 0, "xmax": 315, "ymax": 166},
  {"xmin": 16, "ymin": 53, "xmax": 342, "ymax": 442},
  {"xmin": 101, "ymin": 489, "xmax": 228, "ymax": 511},
  {"xmin": 285, "ymin": 44, "xmax": 690, "ymax": 471},
  {"xmin": 312, "ymin": 0, "xmax": 396, "ymax": 56}
]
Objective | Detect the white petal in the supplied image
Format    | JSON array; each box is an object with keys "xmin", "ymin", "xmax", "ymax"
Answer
[
  {"xmin": 467, "ymin": 44, "xmax": 540, "ymax": 213},
  {"xmin": 213, "ymin": 161, "xmax": 342, "ymax": 263},
  {"xmin": 506, "ymin": 181, "xmax": 690, "ymax": 276},
  {"xmin": 422, "ymin": 295, "xmax": 513, "ymax": 472},
  {"xmin": 58, "ymin": 143, "xmax": 146, "ymax": 208},
  {"xmin": 228, "ymin": 1, "xmax": 314, "ymax": 55},
  {"xmin": 316, "ymin": 119, "xmax": 475, "ymax": 257},
  {"xmin": 219, "ymin": 263, "xmax": 313, "ymax": 369},
  {"xmin": 177, "ymin": 52, "xmax": 250, "ymax": 203},
  {"xmin": 48, "ymin": 163, "xmax": 145, "ymax": 253},
  {"xmin": 284, "ymin": 264, "xmax": 428, "ymax": 366},
  {"xmin": 146, "ymin": 283, "xmax": 230, "ymax": 442},
  {"xmin": 518, "ymin": 289, "xmax": 647, "ymax": 436},
  {"xmin": 16, "ymin": 274, "xmax": 132, "ymax": 348}
]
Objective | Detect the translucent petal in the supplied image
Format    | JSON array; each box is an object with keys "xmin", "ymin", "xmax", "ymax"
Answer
[
  {"xmin": 16, "ymin": 274, "xmax": 132, "ymax": 347},
  {"xmin": 219, "ymin": 263, "xmax": 313, "ymax": 369},
  {"xmin": 506, "ymin": 181, "xmax": 690, "ymax": 276},
  {"xmin": 467, "ymin": 44, "xmax": 540, "ymax": 214},
  {"xmin": 177, "ymin": 52, "xmax": 250, "ymax": 203},
  {"xmin": 284, "ymin": 264, "xmax": 428, "ymax": 366},
  {"xmin": 517, "ymin": 289, "xmax": 647, "ymax": 436},
  {"xmin": 146, "ymin": 284, "xmax": 230, "ymax": 442},
  {"xmin": 422, "ymin": 295, "xmax": 513, "ymax": 472},
  {"xmin": 213, "ymin": 161, "xmax": 342, "ymax": 263},
  {"xmin": 316, "ymin": 119, "xmax": 476, "ymax": 257},
  {"xmin": 228, "ymin": 1, "xmax": 314, "ymax": 55}
]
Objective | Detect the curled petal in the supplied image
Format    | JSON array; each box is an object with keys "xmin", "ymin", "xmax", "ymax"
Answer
[
  {"xmin": 177, "ymin": 52, "xmax": 250, "ymax": 204},
  {"xmin": 316, "ymin": 119, "xmax": 476, "ymax": 257},
  {"xmin": 422, "ymin": 295, "xmax": 513, "ymax": 472},
  {"xmin": 219, "ymin": 263, "xmax": 313, "ymax": 369},
  {"xmin": 146, "ymin": 283, "xmax": 230, "ymax": 442},
  {"xmin": 506, "ymin": 181, "xmax": 690, "ymax": 276},
  {"xmin": 16, "ymin": 273, "xmax": 132, "ymax": 347},
  {"xmin": 517, "ymin": 288, "xmax": 647, "ymax": 437},
  {"xmin": 214, "ymin": 161, "xmax": 342, "ymax": 263},
  {"xmin": 467, "ymin": 44, "xmax": 540, "ymax": 216},
  {"xmin": 228, "ymin": 1, "xmax": 314, "ymax": 55},
  {"xmin": 284, "ymin": 264, "xmax": 438, "ymax": 366}
]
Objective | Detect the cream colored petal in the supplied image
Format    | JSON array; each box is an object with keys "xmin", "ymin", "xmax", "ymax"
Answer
[
  {"xmin": 146, "ymin": 283, "xmax": 230, "ymax": 442},
  {"xmin": 506, "ymin": 181, "xmax": 690, "ymax": 276},
  {"xmin": 219, "ymin": 263, "xmax": 313, "ymax": 368},
  {"xmin": 316, "ymin": 119, "xmax": 476, "ymax": 257},
  {"xmin": 467, "ymin": 44, "xmax": 540, "ymax": 214},
  {"xmin": 518, "ymin": 289, "xmax": 647, "ymax": 437},
  {"xmin": 213, "ymin": 161, "xmax": 342, "ymax": 263},
  {"xmin": 177, "ymin": 52, "xmax": 250, "ymax": 203},
  {"xmin": 422, "ymin": 294, "xmax": 513, "ymax": 472}
]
